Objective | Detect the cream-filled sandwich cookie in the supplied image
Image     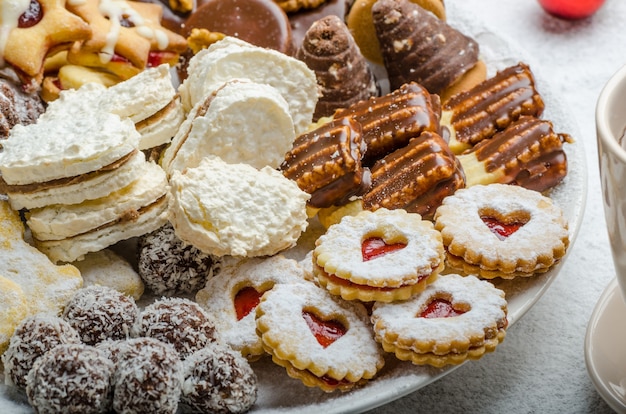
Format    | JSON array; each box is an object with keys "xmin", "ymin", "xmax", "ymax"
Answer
[
  {"xmin": 27, "ymin": 161, "xmax": 169, "ymax": 263},
  {"xmin": 168, "ymin": 156, "xmax": 310, "ymax": 257},
  {"xmin": 179, "ymin": 36, "xmax": 317, "ymax": 135},
  {"xmin": 196, "ymin": 255, "xmax": 306, "ymax": 360},
  {"xmin": 0, "ymin": 108, "xmax": 141, "ymax": 210},
  {"xmin": 161, "ymin": 80, "xmax": 295, "ymax": 173},
  {"xmin": 256, "ymin": 281, "xmax": 385, "ymax": 392}
]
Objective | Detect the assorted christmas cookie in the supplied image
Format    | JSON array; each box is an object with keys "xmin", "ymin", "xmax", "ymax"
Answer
[
  {"xmin": 434, "ymin": 184, "xmax": 570, "ymax": 279},
  {"xmin": 180, "ymin": 343, "xmax": 258, "ymax": 414},
  {"xmin": 196, "ymin": 255, "xmax": 306, "ymax": 360},
  {"xmin": 371, "ymin": 273, "xmax": 508, "ymax": 367},
  {"xmin": 137, "ymin": 222, "xmax": 220, "ymax": 296},
  {"xmin": 62, "ymin": 285, "xmax": 139, "ymax": 345},
  {"xmin": 313, "ymin": 208, "xmax": 445, "ymax": 302},
  {"xmin": 26, "ymin": 343, "xmax": 115, "ymax": 414},
  {"xmin": 2, "ymin": 315, "xmax": 82, "ymax": 390},
  {"xmin": 132, "ymin": 297, "xmax": 219, "ymax": 359},
  {"xmin": 255, "ymin": 281, "xmax": 385, "ymax": 392}
]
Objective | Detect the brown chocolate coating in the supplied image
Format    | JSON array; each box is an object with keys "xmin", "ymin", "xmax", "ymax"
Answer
[
  {"xmin": 334, "ymin": 82, "xmax": 442, "ymax": 167},
  {"xmin": 471, "ymin": 116, "xmax": 571, "ymax": 192},
  {"xmin": 182, "ymin": 0, "xmax": 295, "ymax": 55},
  {"xmin": 289, "ymin": 0, "xmax": 352, "ymax": 49},
  {"xmin": 372, "ymin": 0, "xmax": 479, "ymax": 94},
  {"xmin": 362, "ymin": 131, "xmax": 465, "ymax": 218},
  {"xmin": 297, "ymin": 15, "xmax": 378, "ymax": 121},
  {"xmin": 444, "ymin": 63, "xmax": 546, "ymax": 148},
  {"xmin": 280, "ymin": 117, "xmax": 370, "ymax": 208}
]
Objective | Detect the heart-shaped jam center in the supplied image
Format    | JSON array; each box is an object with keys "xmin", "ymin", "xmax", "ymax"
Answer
[
  {"xmin": 234, "ymin": 286, "xmax": 262, "ymax": 320},
  {"xmin": 302, "ymin": 310, "xmax": 346, "ymax": 348},
  {"xmin": 419, "ymin": 298, "xmax": 466, "ymax": 318},
  {"xmin": 481, "ymin": 216, "xmax": 526, "ymax": 241},
  {"xmin": 362, "ymin": 237, "xmax": 407, "ymax": 261}
]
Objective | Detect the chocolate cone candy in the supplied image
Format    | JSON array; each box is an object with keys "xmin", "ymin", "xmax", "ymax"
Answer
[
  {"xmin": 372, "ymin": 0, "xmax": 479, "ymax": 95},
  {"xmin": 297, "ymin": 15, "xmax": 378, "ymax": 121}
]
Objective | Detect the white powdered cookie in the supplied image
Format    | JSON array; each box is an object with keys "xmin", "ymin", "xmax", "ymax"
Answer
[
  {"xmin": 162, "ymin": 80, "xmax": 295, "ymax": 173},
  {"xmin": 0, "ymin": 200, "xmax": 83, "ymax": 340},
  {"xmin": 179, "ymin": 36, "xmax": 318, "ymax": 135},
  {"xmin": 196, "ymin": 255, "xmax": 306, "ymax": 359},
  {"xmin": 0, "ymin": 276, "xmax": 28, "ymax": 355},
  {"xmin": 168, "ymin": 156, "xmax": 310, "ymax": 257},
  {"xmin": 73, "ymin": 249, "xmax": 145, "ymax": 301},
  {"xmin": 135, "ymin": 97, "xmax": 185, "ymax": 150}
]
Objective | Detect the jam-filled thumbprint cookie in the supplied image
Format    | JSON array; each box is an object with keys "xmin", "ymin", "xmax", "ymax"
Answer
[
  {"xmin": 371, "ymin": 273, "xmax": 508, "ymax": 367},
  {"xmin": 434, "ymin": 183, "xmax": 569, "ymax": 279},
  {"xmin": 255, "ymin": 282, "xmax": 385, "ymax": 392},
  {"xmin": 313, "ymin": 208, "xmax": 445, "ymax": 302}
]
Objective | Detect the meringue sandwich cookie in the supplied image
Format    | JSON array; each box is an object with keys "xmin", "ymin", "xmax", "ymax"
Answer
[
  {"xmin": 168, "ymin": 156, "xmax": 310, "ymax": 257},
  {"xmin": 103, "ymin": 64, "xmax": 184, "ymax": 150},
  {"xmin": 161, "ymin": 80, "xmax": 295, "ymax": 173},
  {"xmin": 179, "ymin": 36, "xmax": 318, "ymax": 135},
  {"xmin": 28, "ymin": 162, "xmax": 169, "ymax": 263},
  {"xmin": 0, "ymin": 109, "xmax": 142, "ymax": 210}
]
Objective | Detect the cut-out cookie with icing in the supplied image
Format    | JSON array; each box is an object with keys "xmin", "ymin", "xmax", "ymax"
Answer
[
  {"xmin": 1, "ymin": 0, "xmax": 92, "ymax": 91},
  {"xmin": 371, "ymin": 273, "xmax": 508, "ymax": 367},
  {"xmin": 255, "ymin": 281, "xmax": 385, "ymax": 392},
  {"xmin": 434, "ymin": 183, "xmax": 570, "ymax": 278},
  {"xmin": 313, "ymin": 208, "xmax": 445, "ymax": 302},
  {"xmin": 66, "ymin": 0, "xmax": 187, "ymax": 81}
]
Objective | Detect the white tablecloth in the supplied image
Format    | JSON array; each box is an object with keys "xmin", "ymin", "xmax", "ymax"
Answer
[{"xmin": 373, "ymin": 0, "xmax": 625, "ymax": 412}]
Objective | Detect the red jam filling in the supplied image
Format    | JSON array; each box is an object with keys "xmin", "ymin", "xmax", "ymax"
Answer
[
  {"xmin": 302, "ymin": 310, "xmax": 346, "ymax": 348},
  {"xmin": 361, "ymin": 237, "xmax": 407, "ymax": 261},
  {"xmin": 481, "ymin": 216, "xmax": 524, "ymax": 241},
  {"xmin": 147, "ymin": 51, "xmax": 179, "ymax": 67},
  {"xmin": 18, "ymin": 0, "xmax": 43, "ymax": 28},
  {"xmin": 234, "ymin": 286, "xmax": 262, "ymax": 320},
  {"xmin": 419, "ymin": 298, "xmax": 466, "ymax": 318},
  {"xmin": 318, "ymin": 374, "xmax": 353, "ymax": 387}
]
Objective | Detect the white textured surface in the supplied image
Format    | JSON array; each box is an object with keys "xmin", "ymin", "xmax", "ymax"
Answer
[{"xmin": 372, "ymin": 0, "xmax": 621, "ymax": 413}]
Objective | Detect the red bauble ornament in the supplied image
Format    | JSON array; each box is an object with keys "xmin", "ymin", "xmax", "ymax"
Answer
[{"xmin": 538, "ymin": 0, "xmax": 605, "ymax": 19}]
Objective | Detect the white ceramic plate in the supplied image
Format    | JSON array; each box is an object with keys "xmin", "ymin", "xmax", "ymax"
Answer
[
  {"xmin": 585, "ymin": 278, "xmax": 626, "ymax": 414},
  {"xmin": 0, "ymin": 2, "xmax": 587, "ymax": 413}
]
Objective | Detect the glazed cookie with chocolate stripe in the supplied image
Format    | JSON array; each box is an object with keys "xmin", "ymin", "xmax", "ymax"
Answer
[
  {"xmin": 371, "ymin": 273, "xmax": 508, "ymax": 367},
  {"xmin": 313, "ymin": 208, "xmax": 444, "ymax": 302},
  {"xmin": 434, "ymin": 184, "xmax": 569, "ymax": 279},
  {"xmin": 195, "ymin": 255, "xmax": 306, "ymax": 360},
  {"xmin": 255, "ymin": 281, "xmax": 384, "ymax": 392}
]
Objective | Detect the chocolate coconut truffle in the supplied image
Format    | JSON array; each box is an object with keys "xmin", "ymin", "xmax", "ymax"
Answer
[
  {"xmin": 297, "ymin": 15, "xmax": 378, "ymax": 121},
  {"xmin": 113, "ymin": 337, "xmax": 183, "ymax": 414},
  {"xmin": 137, "ymin": 223, "xmax": 220, "ymax": 295},
  {"xmin": 26, "ymin": 343, "xmax": 115, "ymax": 414},
  {"xmin": 181, "ymin": 343, "xmax": 258, "ymax": 414},
  {"xmin": 133, "ymin": 297, "xmax": 219, "ymax": 359},
  {"xmin": 0, "ymin": 75, "xmax": 45, "ymax": 139},
  {"xmin": 2, "ymin": 315, "xmax": 81, "ymax": 390},
  {"xmin": 62, "ymin": 285, "xmax": 139, "ymax": 345}
]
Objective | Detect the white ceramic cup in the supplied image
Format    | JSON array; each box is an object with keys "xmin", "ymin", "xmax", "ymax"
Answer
[{"xmin": 597, "ymin": 63, "xmax": 626, "ymax": 303}]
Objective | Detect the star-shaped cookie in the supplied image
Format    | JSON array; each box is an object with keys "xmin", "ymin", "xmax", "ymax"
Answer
[{"xmin": 2, "ymin": 0, "xmax": 92, "ymax": 90}]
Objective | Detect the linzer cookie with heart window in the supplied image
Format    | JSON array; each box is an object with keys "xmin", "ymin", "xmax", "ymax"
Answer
[
  {"xmin": 313, "ymin": 208, "xmax": 445, "ymax": 302},
  {"xmin": 433, "ymin": 183, "xmax": 570, "ymax": 279},
  {"xmin": 371, "ymin": 273, "xmax": 508, "ymax": 367},
  {"xmin": 196, "ymin": 255, "xmax": 306, "ymax": 360},
  {"xmin": 255, "ymin": 281, "xmax": 385, "ymax": 392}
]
